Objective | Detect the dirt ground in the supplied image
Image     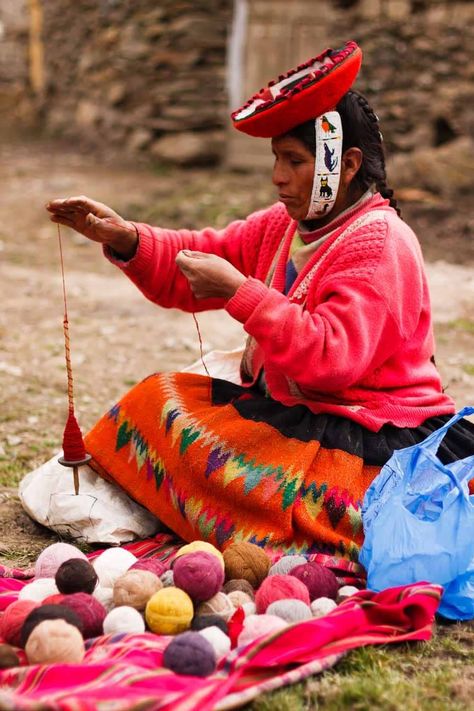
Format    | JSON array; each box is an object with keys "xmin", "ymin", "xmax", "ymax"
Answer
[{"xmin": 0, "ymin": 133, "xmax": 473, "ymax": 568}]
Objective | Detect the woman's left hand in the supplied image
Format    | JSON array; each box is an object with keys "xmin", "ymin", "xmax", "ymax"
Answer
[{"xmin": 175, "ymin": 251, "xmax": 246, "ymax": 299}]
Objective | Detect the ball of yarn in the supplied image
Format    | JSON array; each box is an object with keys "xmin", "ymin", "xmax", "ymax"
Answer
[
  {"xmin": 290, "ymin": 562, "xmax": 339, "ymax": 601},
  {"xmin": 174, "ymin": 541, "xmax": 224, "ymax": 570},
  {"xmin": 20, "ymin": 604, "xmax": 83, "ymax": 648},
  {"xmin": 227, "ymin": 590, "xmax": 253, "ymax": 609},
  {"xmin": 242, "ymin": 601, "xmax": 257, "ymax": 617},
  {"xmin": 113, "ymin": 570, "xmax": 162, "ymax": 611},
  {"xmin": 198, "ymin": 626, "xmax": 231, "ymax": 658},
  {"xmin": 163, "ymin": 632, "xmax": 216, "ymax": 677},
  {"xmin": 223, "ymin": 543, "xmax": 271, "ymax": 589},
  {"xmin": 255, "ymin": 574, "xmax": 310, "ymax": 614},
  {"xmin": 0, "ymin": 644, "xmax": 20, "ymax": 669},
  {"xmin": 93, "ymin": 586, "xmax": 114, "ymax": 612},
  {"xmin": 337, "ymin": 585, "xmax": 359, "ymax": 603},
  {"xmin": 41, "ymin": 594, "xmax": 66, "ymax": 606},
  {"xmin": 173, "ymin": 552, "xmax": 224, "ymax": 602},
  {"xmin": 92, "ymin": 548, "xmax": 137, "ymax": 588},
  {"xmin": 238, "ymin": 614, "xmax": 287, "ymax": 647},
  {"xmin": 103, "ymin": 606, "xmax": 146, "ymax": 635},
  {"xmin": 311, "ymin": 597, "xmax": 338, "ymax": 618},
  {"xmin": 55, "ymin": 559, "xmax": 98, "ymax": 595},
  {"xmin": 35, "ymin": 542, "xmax": 87, "ymax": 579},
  {"xmin": 130, "ymin": 558, "xmax": 166, "ymax": 578},
  {"xmin": 160, "ymin": 570, "xmax": 174, "ymax": 587},
  {"xmin": 0, "ymin": 600, "xmax": 38, "ymax": 646},
  {"xmin": 266, "ymin": 599, "xmax": 312, "ymax": 623},
  {"xmin": 223, "ymin": 579, "xmax": 255, "ymax": 599},
  {"xmin": 145, "ymin": 587, "xmax": 193, "ymax": 635},
  {"xmin": 191, "ymin": 614, "xmax": 228, "ymax": 635},
  {"xmin": 18, "ymin": 578, "xmax": 59, "ymax": 603},
  {"xmin": 25, "ymin": 619, "xmax": 85, "ymax": 665},
  {"xmin": 60, "ymin": 593, "xmax": 106, "ymax": 638},
  {"xmin": 268, "ymin": 555, "xmax": 308, "ymax": 577},
  {"xmin": 196, "ymin": 592, "xmax": 235, "ymax": 622}
]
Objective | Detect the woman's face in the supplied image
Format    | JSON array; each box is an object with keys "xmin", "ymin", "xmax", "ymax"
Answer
[{"xmin": 271, "ymin": 135, "xmax": 315, "ymax": 220}]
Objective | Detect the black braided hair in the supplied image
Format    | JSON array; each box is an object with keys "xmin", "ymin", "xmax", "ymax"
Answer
[{"xmin": 285, "ymin": 89, "xmax": 401, "ymax": 216}]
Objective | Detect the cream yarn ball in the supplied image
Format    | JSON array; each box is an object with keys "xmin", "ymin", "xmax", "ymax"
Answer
[
  {"xmin": 103, "ymin": 606, "xmax": 146, "ymax": 635},
  {"xmin": 266, "ymin": 599, "xmax": 312, "ymax": 623},
  {"xmin": 311, "ymin": 597, "xmax": 338, "ymax": 618},
  {"xmin": 25, "ymin": 619, "xmax": 85, "ymax": 664},
  {"xmin": 18, "ymin": 578, "xmax": 59, "ymax": 603},
  {"xmin": 113, "ymin": 570, "xmax": 162, "ymax": 611},
  {"xmin": 197, "ymin": 625, "xmax": 231, "ymax": 658},
  {"xmin": 196, "ymin": 593, "xmax": 235, "ymax": 622}
]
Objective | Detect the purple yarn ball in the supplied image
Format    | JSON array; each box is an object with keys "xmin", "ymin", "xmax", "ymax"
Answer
[
  {"xmin": 173, "ymin": 552, "xmax": 224, "ymax": 602},
  {"xmin": 129, "ymin": 558, "xmax": 167, "ymax": 578},
  {"xmin": 163, "ymin": 632, "xmax": 216, "ymax": 677},
  {"xmin": 290, "ymin": 562, "xmax": 339, "ymax": 601},
  {"xmin": 60, "ymin": 593, "xmax": 106, "ymax": 639}
]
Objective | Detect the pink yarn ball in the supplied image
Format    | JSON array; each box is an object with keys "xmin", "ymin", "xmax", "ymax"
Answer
[
  {"xmin": 35, "ymin": 543, "xmax": 87, "ymax": 579},
  {"xmin": 255, "ymin": 575, "xmax": 310, "ymax": 614},
  {"xmin": 129, "ymin": 558, "xmax": 167, "ymax": 578},
  {"xmin": 290, "ymin": 562, "xmax": 339, "ymax": 601},
  {"xmin": 238, "ymin": 614, "xmax": 287, "ymax": 646},
  {"xmin": 0, "ymin": 600, "xmax": 38, "ymax": 647},
  {"xmin": 60, "ymin": 593, "xmax": 106, "ymax": 639},
  {"xmin": 173, "ymin": 552, "xmax": 224, "ymax": 602}
]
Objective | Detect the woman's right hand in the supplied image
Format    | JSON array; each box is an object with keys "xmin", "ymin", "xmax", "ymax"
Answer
[{"xmin": 46, "ymin": 196, "xmax": 138, "ymax": 260}]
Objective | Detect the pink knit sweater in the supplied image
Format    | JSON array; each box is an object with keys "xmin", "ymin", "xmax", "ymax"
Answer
[{"xmin": 106, "ymin": 193, "xmax": 455, "ymax": 431}]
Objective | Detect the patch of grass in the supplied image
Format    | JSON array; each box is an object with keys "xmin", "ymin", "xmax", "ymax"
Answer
[
  {"xmin": 448, "ymin": 319, "xmax": 474, "ymax": 334},
  {"xmin": 0, "ymin": 456, "xmax": 28, "ymax": 486},
  {"xmin": 462, "ymin": 364, "xmax": 474, "ymax": 376}
]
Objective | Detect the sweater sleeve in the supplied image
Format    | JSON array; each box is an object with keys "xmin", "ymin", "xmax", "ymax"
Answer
[{"xmin": 103, "ymin": 205, "xmax": 276, "ymax": 313}]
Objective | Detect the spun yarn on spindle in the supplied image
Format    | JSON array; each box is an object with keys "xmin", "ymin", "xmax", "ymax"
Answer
[
  {"xmin": 0, "ymin": 600, "xmax": 38, "ymax": 647},
  {"xmin": 173, "ymin": 541, "xmax": 224, "ymax": 570},
  {"xmin": 92, "ymin": 548, "xmax": 137, "ymax": 589},
  {"xmin": 35, "ymin": 542, "xmax": 88, "ymax": 579},
  {"xmin": 266, "ymin": 599, "xmax": 312, "ymax": 623},
  {"xmin": 196, "ymin": 592, "xmax": 235, "ymax": 622},
  {"xmin": 163, "ymin": 632, "xmax": 216, "ymax": 677},
  {"xmin": 173, "ymin": 552, "xmax": 224, "ymax": 602},
  {"xmin": 255, "ymin": 575, "xmax": 310, "ymax": 613},
  {"xmin": 103, "ymin": 606, "xmax": 146, "ymax": 635},
  {"xmin": 130, "ymin": 558, "xmax": 167, "ymax": 578},
  {"xmin": 223, "ymin": 542, "xmax": 271, "ymax": 588},
  {"xmin": 20, "ymin": 604, "xmax": 83, "ymax": 648},
  {"xmin": 18, "ymin": 578, "xmax": 59, "ymax": 603},
  {"xmin": 311, "ymin": 597, "xmax": 337, "ymax": 618},
  {"xmin": 25, "ymin": 619, "xmax": 85, "ymax": 665},
  {"xmin": 290, "ymin": 562, "xmax": 339, "ymax": 601},
  {"xmin": 0, "ymin": 644, "xmax": 20, "ymax": 669},
  {"xmin": 223, "ymin": 579, "xmax": 255, "ymax": 599},
  {"xmin": 238, "ymin": 614, "xmax": 287, "ymax": 646},
  {"xmin": 55, "ymin": 559, "xmax": 98, "ymax": 595},
  {"xmin": 198, "ymin": 625, "xmax": 231, "ymax": 658},
  {"xmin": 145, "ymin": 587, "xmax": 193, "ymax": 635},
  {"xmin": 268, "ymin": 555, "xmax": 307, "ymax": 577},
  {"xmin": 60, "ymin": 593, "xmax": 106, "ymax": 638},
  {"xmin": 113, "ymin": 570, "xmax": 162, "ymax": 611},
  {"xmin": 191, "ymin": 614, "xmax": 228, "ymax": 635}
]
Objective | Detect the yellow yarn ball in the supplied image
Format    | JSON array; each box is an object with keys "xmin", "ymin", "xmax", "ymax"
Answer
[
  {"xmin": 145, "ymin": 587, "xmax": 194, "ymax": 635},
  {"xmin": 174, "ymin": 541, "xmax": 224, "ymax": 570}
]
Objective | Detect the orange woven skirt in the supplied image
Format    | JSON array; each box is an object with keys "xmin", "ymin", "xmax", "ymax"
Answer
[{"xmin": 85, "ymin": 372, "xmax": 472, "ymax": 560}]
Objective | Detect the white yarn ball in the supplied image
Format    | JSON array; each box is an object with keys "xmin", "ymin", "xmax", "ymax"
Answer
[
  {"xmin": 18, "ymin": 578, "xmax": 59, "ymax": 602},
  {"xmin": 268, "ymin": 555, "xmax": 307, "ymax": 576},
  {"xmin": 93, "ymin": 585, "xmax": 115, "ymax": 612},
  {"xmin": 266, "ymin": 598, "xmax": 312, "ymax": 623},
  {"xmin": 160, "ymin": 570, "xmax": 174, "ymax": 587},
  {"xmin": 103, "ymin": 606, "xmax": 145, "ymax": 635},
  {"xmin": 337, "ymin": 585, "xmax": 359, "ymax": 603},
  {"xmin": 311, "ymin": 597, "xmax": 338, "ymax": 618},
  {"xmin": 92, "ymin": 548, "xmax": 137, "ymax": 588},
  {"xmin": 198, "ymin": 625, "xmax": 231, "ymax": 658},
  {"xmin": 238, "ymin": 614, "xmax": 287, "ymax": 646},
  {"xmin": 242, "ymin": 601, "xmax": 257, "ymax": 617}
]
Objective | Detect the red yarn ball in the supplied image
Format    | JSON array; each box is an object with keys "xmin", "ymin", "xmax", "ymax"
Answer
[
  {"xmin": 130, "ymin": 558, "xmax": 167, "ymax": 578},
  {"xmin": 173, "ymin": 552, "xmax": 224, "ymax": 602},
  {"xmin": 60, "ymin": 593, "xmax": 106, "ymax": 639},
  {"xmin": 290, "ymin": 562, "xmax": 339, "ymax": 601},
  {"xmin": 255, "ymin": 574, "xmax": 310, "ymax": 614},
  {"xmin": 0, "ymin": 600, "xmax": 38, "ymax": 647},
  {"xmin": 42, "ymin": 594, "xmax": 66, "ymax": 606}
]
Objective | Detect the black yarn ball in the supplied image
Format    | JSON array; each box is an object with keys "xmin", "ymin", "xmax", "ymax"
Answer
[
  {"xmin": 191, "ymin": 614, "xmax": 228, "ymax": 635},
  {"xmin": 20, "ymin": 604, "xmax": 83, "ymax": 648},
  {"xmin": 55, "ymin": 559, "xmax": 98, "ymax": 595}
]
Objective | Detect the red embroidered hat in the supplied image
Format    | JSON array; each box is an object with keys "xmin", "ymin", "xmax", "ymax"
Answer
[{"xmin": 231, "ymin": 41, "xmax": 362, "ymax": 138}]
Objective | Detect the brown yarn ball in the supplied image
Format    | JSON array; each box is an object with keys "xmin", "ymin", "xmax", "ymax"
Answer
[
  {"xmin": 113, "ymin": 570, "xmax": 163, "ymax": 611},
  {"xmin": 55, "ymin": 559, "xmax": 98, "ymax": 595},
  {"xmin": 223, "ymin": 543, "xmax": 271, "ymax": 588},
  {"xmin": 223, "ymin": 579, "xmax": 255, "ymax": 599},
  {"xmin": 0, "ymin": 644, "xmax": 20, "ymax": 669}
]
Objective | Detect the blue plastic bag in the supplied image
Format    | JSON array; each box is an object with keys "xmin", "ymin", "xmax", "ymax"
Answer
[{"xmin": 360, "ymin": 407, "xmax": 474, "ymax": 620}]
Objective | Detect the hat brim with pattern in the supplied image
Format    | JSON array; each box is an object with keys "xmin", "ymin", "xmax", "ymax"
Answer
[{"xmin": 231, "ymin": 41, "xmax": 362, "ymax": 138}]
